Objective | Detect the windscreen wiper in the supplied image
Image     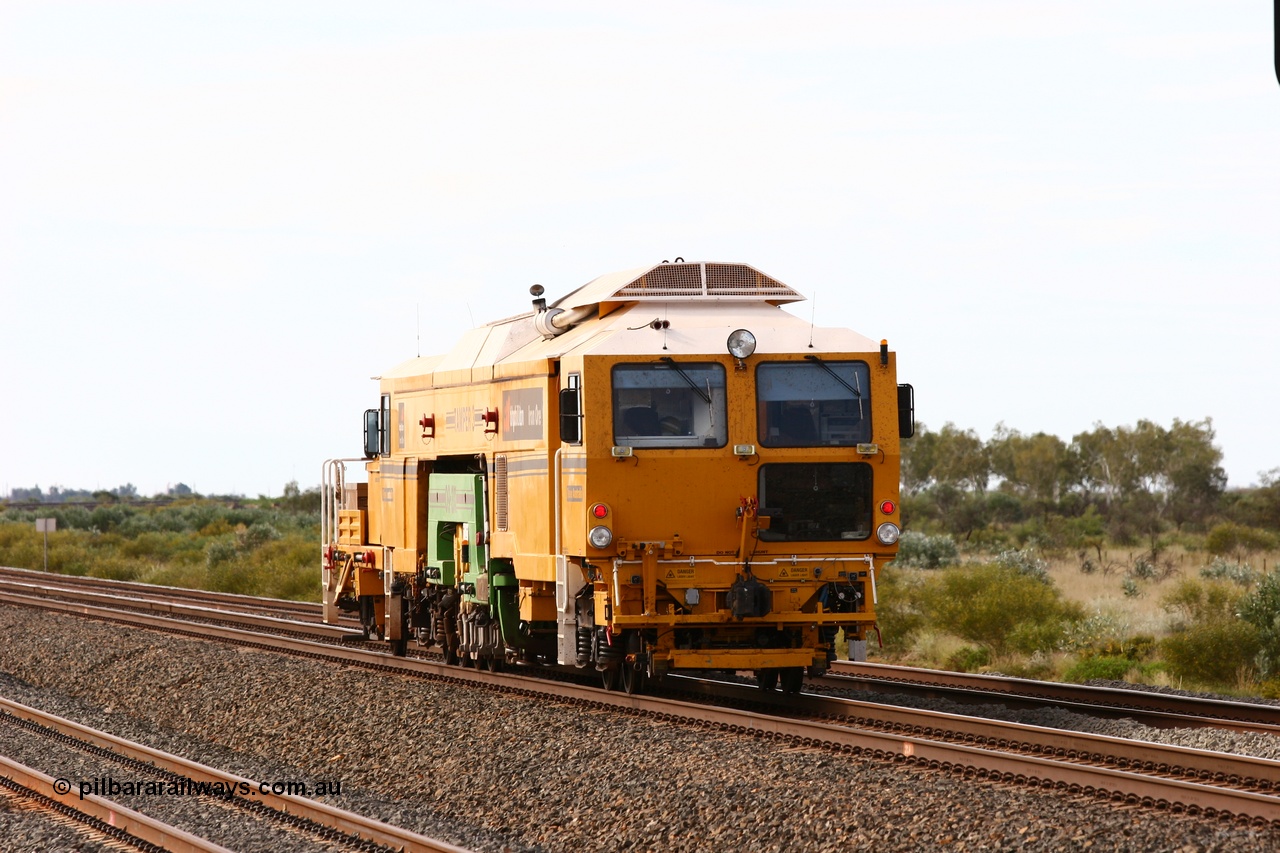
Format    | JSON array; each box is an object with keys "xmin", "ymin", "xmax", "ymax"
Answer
[
  {"xmin": 659, "ymin": 357, "xmax": 712, "ymax": 404},
  {"xmin": 804, "ymin": 354, "xmax": 864, "ymax": 418},
  {"xmin": 804, "ymin": 355, "xmax": 860, "ymax": 397}
]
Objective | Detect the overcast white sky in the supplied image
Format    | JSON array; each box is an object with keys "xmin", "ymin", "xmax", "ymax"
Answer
[{"xmin": 2, "ymin": 1, "xmax": 1277, "ymax": 497}]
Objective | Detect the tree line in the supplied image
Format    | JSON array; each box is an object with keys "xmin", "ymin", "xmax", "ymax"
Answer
[{"xmin": 902, "ymin": 418, "xmax": 1280, "ymax": 552}]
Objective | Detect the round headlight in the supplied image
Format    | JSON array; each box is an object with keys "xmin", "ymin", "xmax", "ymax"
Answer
[
  {"xmin": 727, "ymin": 329, "xmax": 757, "ymax": 359},
  {"xmin": 876, "ymin": 522, "xmax": 901, "ymax": 545},
  {"xmin": 588, "ymin": 525, "xmax": 613, "ymax": 549}
]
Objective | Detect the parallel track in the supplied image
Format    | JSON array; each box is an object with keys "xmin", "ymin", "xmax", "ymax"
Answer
[
  {"xmin": 5, "ymin": 584, "xmax": 1280, "ymax": 825},
  {"xmin": 6, "ymin": 566, "xmax": 1280, "ymax": 736},
  {"xmin": 826, "ymin": 660, "xmax": 1280, "ymax": 733},
  {"xmin": 0, "ymin": 696, "xmax": 467, "ymax": 852},
  {"xmin": 0, "ymin": 753, "xmax": 230, "ymax": 852}
]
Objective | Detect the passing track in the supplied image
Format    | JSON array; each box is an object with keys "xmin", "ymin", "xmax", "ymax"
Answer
[
  {"xmin": 4, "ymin": 571, "xmax": 1280, "ymax": 826},
  {"xmin": 0, "ymin": 695, "xmax": 467, "ymax": 852}
]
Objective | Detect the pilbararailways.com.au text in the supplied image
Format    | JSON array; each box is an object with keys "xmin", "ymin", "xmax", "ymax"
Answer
[{"xmin": 55, "ymin": 776, "xmax": 344, "ymax": 801}]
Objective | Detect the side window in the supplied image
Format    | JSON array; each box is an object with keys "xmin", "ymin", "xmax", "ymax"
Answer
[
  {"xmin": 612, "ymin": 362, "xmax": 727, "ymax": 448},
  {"xmin": 560, "ymin": 373, "xmax": 583, "ymax": 445},
  {"xmin": 757, "ymin": 361, "xmax": 871, "ymax": 447}
]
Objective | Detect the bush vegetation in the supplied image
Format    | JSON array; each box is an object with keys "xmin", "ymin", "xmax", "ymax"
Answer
[
  {"xmin": 881, "ymin": 418, "xmax": 1280, "ymax": 696},
  {"xmin": 0, "ymin": 482, "xmax": 320, "ymax": 600}
]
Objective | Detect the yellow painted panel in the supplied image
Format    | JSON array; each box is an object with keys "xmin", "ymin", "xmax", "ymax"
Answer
[
  {"xmin": 366, "ymin": 467, "xmax": 382, "ymax": 545},
  {"xmin": 664, "ymin": 648, "xmax": 818, "ymax": 670},
  {"xmin": 515, "ymin": 552, "xmax": 556, "ymax": 583},
  {"xmin": 337, "ymin": 510, "xmax": 366, "ymax": 545}
]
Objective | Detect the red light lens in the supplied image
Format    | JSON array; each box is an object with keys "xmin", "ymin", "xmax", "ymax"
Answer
[
  {"xmin": 880, "ymin": 500, "xmax": 896, "ymax": 515},
  {"xmin": 592, "ymin": 504, "xmax": 609, "ymax": 519}
]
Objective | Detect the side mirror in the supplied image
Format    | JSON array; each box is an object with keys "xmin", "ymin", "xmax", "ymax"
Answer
[
  {"xmin": 897, "ymin": 384, "xmax": 915, "ymax": 439},
  {"xmin": 363, "ymin": 408, "xmax": 381, "ymax": 459}
]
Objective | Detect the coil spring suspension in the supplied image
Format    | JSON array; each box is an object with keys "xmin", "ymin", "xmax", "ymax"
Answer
[
  {"xmin": 595, "ymin": 627, "xmax": 622, "ymax": 670},
  {"xmin": 575, "ymin": 626, "xmax": 592, "ymax": 667}
]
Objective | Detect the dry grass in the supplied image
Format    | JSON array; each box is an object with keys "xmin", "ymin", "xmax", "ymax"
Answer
[
  {"xmin": 1048, "ymin": 546, "xmax": 1280, "ymax": 625},
  {"xmin": 870, "ymin": 544, "xmax": 1280, "ymax": 690}
]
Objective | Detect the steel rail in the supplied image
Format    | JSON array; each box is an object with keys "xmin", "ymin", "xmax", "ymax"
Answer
[
  {"xmin": 671, "ymin": 676, "xmax": 1280, "ymax": 794},
  {"xmin": 0, "ymin": 565, "xmax": 329, "ymax": 620},
  {"xmin": 0, "ymin": 578, "xmax": 358, "ymax": 641},
  {"xmin": 0, "ymin": 753, "xmax": 234, "ymax": 853},
  {"xmin": 9, "ymin": 566, "xmax": 1275, "ymax": 741},
  {"xmin": 828, "ymin": 660, "xmax": 1280, "ymax": 731},
  {"xmin": 0, "ymin": 697, "xmax": 470, "ymax": 853},
  {"xmin": 6, "ymin": 592, "xmax": 1280, "ymax": 824}
]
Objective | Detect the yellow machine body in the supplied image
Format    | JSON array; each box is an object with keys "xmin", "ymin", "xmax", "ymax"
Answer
[{"xmin": 321, "ymin": 261, "xmax": 910, "ymax": 688}]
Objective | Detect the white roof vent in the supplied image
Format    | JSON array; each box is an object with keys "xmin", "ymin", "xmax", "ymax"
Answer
[{"xmin": 553, "ymin": 261, "xmax": 803, "ymax": 310}]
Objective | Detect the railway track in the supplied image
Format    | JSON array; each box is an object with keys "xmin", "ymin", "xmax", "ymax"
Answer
[
  {"xmin": 0, "ymin": 565, "xmax": 336, "ymax": 624},
  {"xmin": 5, "ymin": 566, "xmax": 1280, "ymax": 737},
  {"xmin": 0, "ymin": 753, "xmax": 230, "ymax": 852},
  {"xmin": 0, "ymin": 695, "xmax": 466, "ymax": 852},
  {"xmin": 825, "ymin": 660, "xmax": 1280, "ymax": 733},
  {"xmin": 4, "ymin": 573, "xmax": 1280, "ymax": 826}
]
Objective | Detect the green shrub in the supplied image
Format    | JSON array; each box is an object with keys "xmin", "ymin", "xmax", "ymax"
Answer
[
  {"xmin": 1062, "ymin": 608, "xmax": 1134, "ymax": 654},
  {"xmin": 946, "ymin": 646, "xmax": 991, "ymax": 672},
  {"xmin": 1129, "ymin": 557, "xmax": 1158, "ymax": 581},
  {"xmin": 1161, "ymin": 620, "xmax": 1260, "ymax": 687},
  {"xmin": 1160, "ymin": 578, "xmax": 1260, "ymax": 688},
  {"xmin": 1200, "ymin": 558, "xmax": 1258, "ymax": 587},
  {"xmin": 992, "ymin": 548, "xmax": 1049, "ymax": 584},
  {"xmin": 1161, "ymin": 578, "xmax": 1244, "ymax": 626},
  {"xmin": 1239, "ymin": 572, "xmax": 1280, "ymax": 679},
  {"xmin": 205, "ymin": 537, "xmax": 239, "ymax": 568},
  {"xmin": 1205, "ymin": 523, "xmax": 1277, "ymax": 559},
  {"xmin": 918, "ymin": 564, "xmax": 1083, "ymax": 654},
  {"xmin": 1064, "ymin": 656, "xmax": 1136, "ymax": 683},
  {"xmin": 1006, "ymin": 620, "xmax": 1068, "ymax": 654},
  {"xmin": 871, "ymin": 569, "xmax": 928, "ymax": 651},
  {"xmin": 892, "ymin": 532, "xmax": 959, "ymax": 569}
]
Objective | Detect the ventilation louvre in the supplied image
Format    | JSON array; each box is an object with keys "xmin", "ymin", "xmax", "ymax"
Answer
[
  {"xmin": 494, "ymin": 455, "xmax": 509, "ymax": 531},
  {"xmin": 612, "ymin": 262, "xmax": 799, "ymax": 301}
]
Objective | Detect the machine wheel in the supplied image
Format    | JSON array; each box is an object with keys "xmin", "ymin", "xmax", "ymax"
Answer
[
  {"xmin": 391, "ymin": 639, "xmax": 407, "ymax": 657},
  {"xmin": 485, "ymin": 654, "xmax": 503, "ymax": 674},
  {"xmin": 756, "ymin": 668, "xmax": 779, "ymax": 691},
  {"xmin": 621, "ymin": 663, "xmax": 645, "ymax": 695},
  {"xmin": 600, "ymin": 666, "xmax": 619, "ymax": 692},
  {"xmin": 780, "ymin": 667, "xmax": 805, "ymax": 695}
]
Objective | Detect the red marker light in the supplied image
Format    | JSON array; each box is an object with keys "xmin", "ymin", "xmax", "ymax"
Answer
[
  {"xmin": 591, "ymin": 503, "xmax": 609, "ymax": 519},
  {"xmin": 880, "ymin": 500, "xmax": 896, "ymax": 515}
]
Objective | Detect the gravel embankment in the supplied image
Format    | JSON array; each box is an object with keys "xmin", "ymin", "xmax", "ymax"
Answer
[{"xmin": 2, "ymin": 603, "xmax": 1279, "ymax": 852}]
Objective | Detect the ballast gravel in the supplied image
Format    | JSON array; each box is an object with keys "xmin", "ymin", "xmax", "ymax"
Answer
[{"xmin": 2, "ymin": 603, "xmax": 1279, "ymax": 852}]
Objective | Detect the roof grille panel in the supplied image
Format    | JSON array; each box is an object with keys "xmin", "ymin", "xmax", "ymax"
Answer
[
  {"xmin": 553, "ymin": 260, "xmax": 804, "ymax": 310},
  {"xmin": 611, "ymin": 262, "xmax": 801, "ymax": 301},
  {"xmin": 616, "ymin": 263, "xmax": 704, "ymax": 298},
  {"xmin": 705, "ymin": 263, "xmax": 796, "ymax": 298}
]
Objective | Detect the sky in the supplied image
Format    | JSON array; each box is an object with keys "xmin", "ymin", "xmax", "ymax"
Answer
[{"xmin": 1, "ymin": 1, "xmax": 1277, "ymax": 497}]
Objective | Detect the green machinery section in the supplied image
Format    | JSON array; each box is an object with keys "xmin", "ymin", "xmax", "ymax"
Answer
[{"xmin": 425, "ymin": 473, "xmax": 521, "ymax": 647}]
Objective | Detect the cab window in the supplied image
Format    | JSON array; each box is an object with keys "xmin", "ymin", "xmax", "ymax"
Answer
[
  {"xmin": 612, "ymin": 362, "xmax": 727, "ymax": 448},
  {"xmin": 757, "ymin": 360, "xmax": 871, "ymax": 447}
]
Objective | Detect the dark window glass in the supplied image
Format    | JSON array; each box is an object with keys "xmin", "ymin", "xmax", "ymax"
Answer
[
  {"xmin": 757, "ymin": 361, "xmax": 871, "ymax": 447},
  {"xmin": 612, "ymin": 362, "xmax": 727, "ymax": 448},
  {"xmin": 757, "ymin": 462, "xmax": 873, "ymax": 541}
]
